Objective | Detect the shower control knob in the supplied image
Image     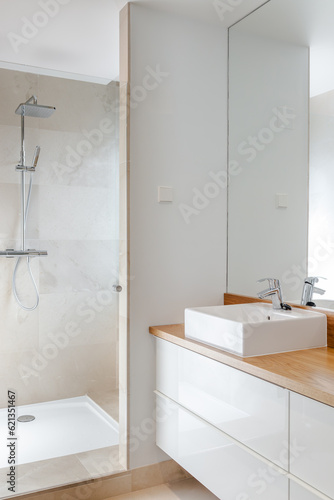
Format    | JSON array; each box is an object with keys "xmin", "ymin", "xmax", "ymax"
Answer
[
  {"xmin": 113, "ymin": 285, "xmax": 123, "ymax": 293},
  {"xmin": 6, "ymin": 249, "xmax": 15, "ymax": 258}
]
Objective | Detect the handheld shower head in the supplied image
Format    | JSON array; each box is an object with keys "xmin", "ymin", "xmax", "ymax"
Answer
[{"xmin": 32, "ymin": 146, "xmax": 41, "ymax": 169}]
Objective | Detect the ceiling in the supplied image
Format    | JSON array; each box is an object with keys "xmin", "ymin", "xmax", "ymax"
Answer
[
  {"xmin": 231, "ymin": 0, "xmax": 334, "ymax": 96},
  {"xmin": 0, "ymin": 0, "xmax": 267, "ymax": 84}
]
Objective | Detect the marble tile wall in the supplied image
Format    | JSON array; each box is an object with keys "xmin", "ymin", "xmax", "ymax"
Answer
[{"xmin": 0, "ymin": 69, "xmax": 120, "ymax": 411}]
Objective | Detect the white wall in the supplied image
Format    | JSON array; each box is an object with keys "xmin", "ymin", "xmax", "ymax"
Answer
[
  {"xmin": 228, "ymin": 32, "xmax": 309, "ymax": 302},
  {"xmin": 129, "ymin": 4, "xmax": 227, "ymax": 468}
]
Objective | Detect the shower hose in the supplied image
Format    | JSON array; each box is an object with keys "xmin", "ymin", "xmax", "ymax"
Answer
[{"xmin": 12, "ymin": 172, "xmax": 40, "ymax": 311}]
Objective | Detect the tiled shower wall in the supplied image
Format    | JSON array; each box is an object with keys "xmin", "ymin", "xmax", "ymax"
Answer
[{"xmin": 0, "ymin": 69, "xmax": 119, "ymax": 409}]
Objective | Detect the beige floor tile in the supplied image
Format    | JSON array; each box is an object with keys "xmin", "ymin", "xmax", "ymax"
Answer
[
  {"xmin": 107, "ymin": 479, "xmax": 219, "ymax": 500},
  {"xmin": 131, "ymin": 461, "xmax": 190, "ymax": 492},
  {"xmin": 0, "ymin": 454, "xmax": 88, "ymax": 498},
  {"xmin": 167, "ymin": 480, "xmax": 219, "ymax": 499},
  {"xmin": 76, "ymin": 445, "xmax": 123, "ymax": 477}
]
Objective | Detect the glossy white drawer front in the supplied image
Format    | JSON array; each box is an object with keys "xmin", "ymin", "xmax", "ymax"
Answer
[
  {"xmin": 290, "ymin": 481, "xmax": 329, "ymax": 500},
  {"xmin": 156, "ymin": 392, "xmax": 288, "ymax": 500},
  {"xmin": 156, "ymin": 338, "xmax": 288, "ymax": 467},
  {"xmin": 290, "ymin": 392, "xmax": 334, "ymax": 498}
]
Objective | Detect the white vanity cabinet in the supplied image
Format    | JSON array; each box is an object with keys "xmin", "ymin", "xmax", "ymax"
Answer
[
  {"xmin": 156, "ymin": 338, "xmax": 289, "ymax": 467},
  {"xmin": 156, "ymin": 392, "xmax": 289, "ymax": 500},
  {"xmin": 155, "ymin": 337, "xmax": 334, "ymax": 500},
  {"xmin": 156, "ymin": 338, "xmax": 289, "ymax": 499},
  {"xmin": 290, "ymin": 392, "xmax": 334, "ymax": 499}
]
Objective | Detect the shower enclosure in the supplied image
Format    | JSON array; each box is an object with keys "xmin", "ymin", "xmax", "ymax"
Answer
[{"xmin": 0, "ymin": 68, "xmax": 127, "ymax": 498}]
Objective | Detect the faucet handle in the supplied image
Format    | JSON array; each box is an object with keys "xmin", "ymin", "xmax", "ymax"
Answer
[
  {"xmin": 304, "ymin": 276, "xmax": 326, "ymax": 285},
  {"xmin": 301, "ymin": 277, "xmax": 327, "ymax": 306},
  {"xmin": 257, "ymin": 278, "xmax": 286, "ymax": 310}
]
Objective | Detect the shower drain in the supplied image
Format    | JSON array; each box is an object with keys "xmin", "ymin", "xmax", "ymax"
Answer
[{"xmin": 17, "ymin": 415, "xmax": 35, "ymax": 423}]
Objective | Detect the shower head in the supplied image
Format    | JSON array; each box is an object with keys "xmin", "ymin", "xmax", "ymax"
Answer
[
  {"xmin": 32, "ymin": 146, "xmax": 41, "ymax": 169},
  {"xmin": 15, "ymin": 103, "xmax": 56, "ymax": 118},
  {"xmin": 15, "ymin": 96, "xmax": 56, "ymax": 118}
]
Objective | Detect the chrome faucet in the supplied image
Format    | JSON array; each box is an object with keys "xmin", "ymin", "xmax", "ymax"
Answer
[
  {"xmin": 301, "ymin": 277, "xmax": 326, "ymax": 306},
  {"xmin": 257, "ymin": 278, "xmax": 291, "ymax": 310}
]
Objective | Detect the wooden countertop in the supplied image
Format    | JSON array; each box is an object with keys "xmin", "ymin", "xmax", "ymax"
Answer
[{"xmin": 149, "ymin": 324, "xmax": 334, "ymax": 408}]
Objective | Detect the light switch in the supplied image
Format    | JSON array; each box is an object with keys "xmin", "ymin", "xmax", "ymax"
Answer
[
  {"xmin": 276, "ymin": 193, "xmax": 288, "ymax": 209},
  {"xmin": 158, "ymin": 186, "xmax": 173, "ymax": 203}
]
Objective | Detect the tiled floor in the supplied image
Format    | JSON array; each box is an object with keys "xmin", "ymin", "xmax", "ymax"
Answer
[{"xmin": 107, "ymin": 479, "xmax": 219, "ymax": 500}]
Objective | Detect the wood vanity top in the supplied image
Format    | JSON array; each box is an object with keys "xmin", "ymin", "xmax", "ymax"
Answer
[{"xmin": 149, "ymin": 323, "xmax": 334, "ymax": 408}]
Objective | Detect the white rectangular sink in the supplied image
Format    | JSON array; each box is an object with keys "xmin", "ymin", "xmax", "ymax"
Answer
[{"xmin": 185, "ymin": 303, "xmax": 327, "ymax": 357}]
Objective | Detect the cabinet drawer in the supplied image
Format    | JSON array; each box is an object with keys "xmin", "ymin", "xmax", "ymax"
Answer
[
  {"xmin": 290, "ymin": 480, "xmax": 330, "ymax": 500},
  {"xmin": 290, "ymin": 392, "xmax": 334, "ymax": 498},
  {"xmin": 156, "ymin": 338, "xmax": 288, "ymax": 467},
  {"xmin": 156, "ymin": 392, "xmax": 288, "ymax": 500}
]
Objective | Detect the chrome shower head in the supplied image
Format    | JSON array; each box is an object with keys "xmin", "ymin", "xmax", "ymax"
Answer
[
  {"xmin": 32, "ymin": 146, "xmax": 41, "ymax": 169},
  {"xmin": 15, "ymin": 96, "xmax": 56, "ymax": 118}
]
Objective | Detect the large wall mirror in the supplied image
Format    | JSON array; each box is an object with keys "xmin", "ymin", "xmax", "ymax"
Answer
[{"xmin": 228, "ymin": 0, "xmax": 334, "ymax": 309}]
